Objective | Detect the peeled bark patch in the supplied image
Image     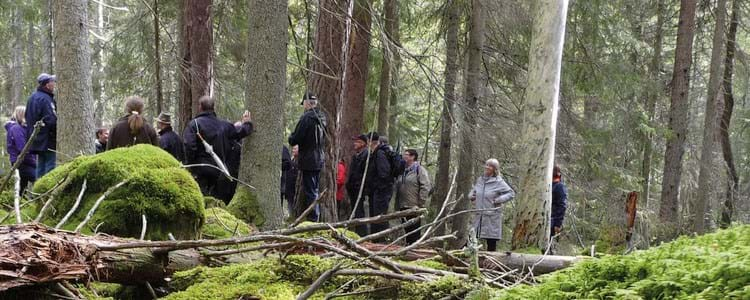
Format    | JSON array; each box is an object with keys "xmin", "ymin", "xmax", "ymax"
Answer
[{"xmin": 33, "ymin": 145, "xmax": 205, "ymax": 240}]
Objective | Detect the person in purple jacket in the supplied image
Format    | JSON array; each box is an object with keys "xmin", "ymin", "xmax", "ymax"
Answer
[{"xmin": 5, "ymin": 106, "xmax": 37, "ymax": 197}]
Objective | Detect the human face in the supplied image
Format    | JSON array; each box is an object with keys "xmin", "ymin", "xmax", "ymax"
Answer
[
  {"xmin": 483, "ymin": 164, "xmax": 496, "ymax": 177},
  {"xmin": 45, "ymin": 81, "xmax": 56, "ymax": 92},
  {"xmin": 292, "ymin": 145, "xmax": 299, "ymax": 157},
  {"xmin": 403, "ymin": 151, "xmax": 416, "ymax": 166},
  {"xmin": 98, "ymin": 129, "xmax": 109, "ymax": 143},
  {"xmin": 353, "ymin": 140, "xmax": 366, "ymax": 152}
]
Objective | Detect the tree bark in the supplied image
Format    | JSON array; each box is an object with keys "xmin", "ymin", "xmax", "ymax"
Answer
[
  {"xmin": 41, "ymin": 0, "xmax": 54, "ymax": 73},
  {"xmin": 430, "ymin": 0, "xmax": 460, "ymax": 236},
  {"xmin": 640, "ymin": 0, "xmax": 664, "ymax": 208},
  {"xmin": 93, "ymin": 0, "xmax": 105, "ymax": 128},
  {"xmin": 376, "ymin": 0, "xmax": 395, "ymax": 136},
  {"xmin": 659, "ymin": 0, "xmax": 698, "ymax": 226},
  {"xmin": 154, "ymin": 0, "xmax": 164, "ymax": 115},
  {"xmin": 10, "ymin": 6, "xmax": 24, "ymax": 111},
  {"xmin": 510, "ymin": 0, "xmax": 569, "ymax": 250},
  {"xmin": 719, "ymin": 0, "xmax": 740, "ymax": 228},
  {"xmin": 54, "ymin": 0, "xmax": 95, "ymax": 156},
  {"xmin": 449, "ymin": 0, "xmax": 486, "ymax": 249},
  {"xmin": 178, "ymin": 0, "xmax": 213, "ymax": 132},
  {"xmin": 387, "ymin": 3, "xmax": 401, "ymax": 142},
  {"xmin": 694, "ymin": 0, "xmax": 727, "ymax": 234},
  {"xmin": 340, "ymin": 0, "xmax": 372, "ymax": 166},
  {"xmin": 229, "ymin": 0, "xmax": 288, "ymax": 230},
  {"xmin": 310, "ymin": 0, "xmax": 350, "ymax": 222}
]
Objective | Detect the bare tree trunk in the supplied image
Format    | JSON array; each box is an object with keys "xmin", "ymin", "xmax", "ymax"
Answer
[
  {"xmin": 387, "ymin": 5, "xmax": 401, "ymax": 142},
  {"xmin": 154, "ymin": 0, "xmax": 164, "ymax": 115},
  {"xmin": 340, "ymin": 0, "xmax": 372, "ymax": 165},
  {"xmin": 694, "ymin": 0, "xmax": 727, "ymax": 234},
  {"xmin": 178, "ymin": 0, "xmax": 213, "ymax": 132},
  {"xmin": 659, "ymin": 0, "xmax": 698, "ymax": 227},
  {"xmin": 376, "ymin": 0, "xmax": 395, "ymax": 136},
  {"xmin": 430, "ymin": 0, "xmax": 460, "ymax": 235},
  {"xmin": 510, "ymin": 0, "xmax": 569, "ymax": 250},
  {"xmin": 449, "ymin": 0, "xmax": 486, "ymax": 249},
  {"xmin": 719, "ymin": 0, "xmax": 740, "ymax": 228},
  {"xmin": 227, "ymin": 0, "xmax": 288, "ymax": 230},
  {"xmin": 54, "ymin": 0, "xmax": 95, "ymax": 156},
  {"xmin": 310, "ymin": 0, "xmax": 350, "ymax": 222},
  {"xmin": 10, "ymin": 6, "xmax": 24, "ymax": 111},
  {"xmin": 92, "ymin": 0, "xmax": 105, "ymax": 128},
  {"xmin": 641, "ymin": 0, "xmax": 664, "ymax": 209},
  {"xmin": 41, "ymin": 0, "xmax": 54, "ymax": 73}
]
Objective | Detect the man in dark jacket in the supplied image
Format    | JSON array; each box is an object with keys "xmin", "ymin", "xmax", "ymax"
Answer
[
  {"xmin": 288, "ymin": 92, "xmax": 327, "ymax": 222},
  {"xmin": 348, "ymin": 134, "xmax": 373, "ymax": 236},
  {"xmin": 282, "ymin": 145, "xmax": 299, "ymax": 216},
  {"xmin": 25, "ymin": 73, "xmax": 57, "ymax": 178},
  {"xmin": 94, "ymin": 128, "xmax": 109, "ymax": 154},
  {"xmin": 156, "ymin": 112, "xmax": 185, "ymax": 162},
  {"xmin": 551, "ymin": 165, "xmax": 568, "ymax": 238},
  {"xmin": 365, "ymin": 132, "xmax": 394, "ymax": 235},
  {"xmin": 184, "ymin": 96, "xmax": 253, "ymax": 201}
]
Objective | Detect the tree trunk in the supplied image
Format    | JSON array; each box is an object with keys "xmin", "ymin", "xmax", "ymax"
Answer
[
  {"xmin": 449, "ymin": 0, "xmax": 486, "ymax": 249},
  {"xmin": 376, "ymin": 0, "xmax": 395, "ymax": 136},
  {"xmin": 719, "ymin": 0, "xmax": 740, "ymax": 228},
  {"xmin": 387, "ymin": 4, "xmax": 401, "ymax": 142},
  {"xmin": 340, "ymin": 0, "xmax": 372, "ymax": 166},
  {"xmin": 694, "ymin": 0, "xmax": 727, "ymax": 234},
  {"xmin": 227, "ymin": 0, "xmax": 288, "ymax": 230},
  {"xmin": 93, "ymin": 0, "xmax": 105, "ymax": 128},
  {"xmin": 10, "ymin": 6, "xmax": 24, "ymax": 111},
  {"xmin": 640, "ymin": 0, "xmax": 664, "ymax": 209},
  {"xmin": 430, "ymin": 0, "xmax": 460, "ymax": 235},
  {"xmin": 154, "ymin": 0, "xmax": 164, "ymax": 115},
  {"xmin": 54, "ymin": 0, "xmax": 95, "ymax": 157},
  {"xmin": 659, "ymin": 0, "xmax": 698, "ymax": 226},
  {"xmin": 510, "ymin": 0, "xmax": 569, "ymax": 250},
  {"xmin": 41, "ymin": 0, "xmax": 54, "ymax": 73},
  {"xmin": 309, "ymin": 0, "xmax": 350, "ymax": 222},
  {"xmin": 178, "ymin": 0, "xmax": 213, "ymax": 132}
]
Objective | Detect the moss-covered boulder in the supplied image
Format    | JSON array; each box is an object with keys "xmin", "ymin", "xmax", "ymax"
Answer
[
  {"xmin": 202, "ymin": 207, "xmax": 254, "ymax": 239},
  {"xmin": 33, "ymin": 145, "xmax": 205, "ymax": 240}
]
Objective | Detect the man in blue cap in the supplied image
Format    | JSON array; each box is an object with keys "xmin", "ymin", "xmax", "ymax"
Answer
[
  {"xmin": 25, "ymin": 73, "xmax": 58, "ymax": 178},
  {"xmin": 288, "ymin": 92, "xmax": 328, "ymax": 221}
]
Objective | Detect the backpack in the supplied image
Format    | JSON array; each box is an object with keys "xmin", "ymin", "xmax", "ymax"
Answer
[{"xmin": 380, "ymin": 144, "xmax": 405, "ymax": 179}]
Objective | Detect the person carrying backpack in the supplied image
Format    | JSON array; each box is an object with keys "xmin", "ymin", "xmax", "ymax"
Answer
[
  {"xmin": 395, "ymin": 149, "xmax": 432, "ymax": 244},
  {"xmin": 361, "ymin": 132, "xmax": 395, "ymax": 236}
]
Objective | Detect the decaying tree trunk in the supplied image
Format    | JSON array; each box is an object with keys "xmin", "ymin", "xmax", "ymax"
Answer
[{"xmin": 511, "ymin": 0, "xmax": 569, "ymax": 250}]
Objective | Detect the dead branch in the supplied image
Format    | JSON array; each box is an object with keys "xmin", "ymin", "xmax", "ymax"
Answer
[
  {"xmin": 55, "ymin": 180, "xmax": 87, "ymax": 229},
  {"xmin": 297, "ymin": 262, "xmax": 343, "ymax": 300},
  {"xmin": 74, "ymin": 180, "xmax": 128, "ymax": 233},
  {"xmin": 0, "ymin": 121, "xmax": 43, "ymax": 193},
  {"xmin": 35, "ymin": 175, "xmax": 73, "ymax": 223},
  {"xmin": 335, "ymin": 269, "xmax": 427, "ymax": 282}
]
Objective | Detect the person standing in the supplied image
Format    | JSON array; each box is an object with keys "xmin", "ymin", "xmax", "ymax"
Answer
[
  {"xmin": 395, "ymin": 149, "xmax": 432, "ymax": 244},
  {"xmin": 184, "ymin": 96, "xmax": 252, "ymax": 201},
  {"xmin": 282, "ymin": 145, "xmax": 300, "ymax": 216},
  {"xmin": 365, "ymin": 132, "xmax": 394, "ymax": 235},
  {"xmin": 107, "ymin": 96, "xmax": 159, "ymax": 150},
  {"xmin": 94, "ymin": 128, "xmax": 109, "ymax": 154},
  {"xmin": 336, "ymin": 158, "xmax": 348, "ymax": 220},
  {"xmin": 288, "ymin": 92, "xmax": 327, "ymax": 221},
  {"xmin": 469, "ymin": 158, "xmax": 515, "ymax": 251},
  {"xmin": 347, "ymin": 134, "xmax": 371, "ymax": 236},
  {"xmin": 25, "ymin": 73, "xmax": 57, "ymax": 178},
  {"xmin": 155, "ymin": 112, "xmax": 185, "ymax": 162},
  {"xmin": 551, "ymin": 165, "xmax": 568, "ymax": 238},
  {"xmin": 5, "ymin": 106, "xmax": 36, "ymax": 196}
]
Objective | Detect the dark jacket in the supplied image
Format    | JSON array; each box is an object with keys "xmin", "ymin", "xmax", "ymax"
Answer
[
  {"xmin": 5, "ymin": 121, "xmax": 37, "ymax": 178},
  {"xmin": 24, "ymin": 87, "xmax": 57, "ymax": 153},
  {"xmin": 551, "ymin": 181, "xmax": 568, "ymax": 228},
  {"xmin": 95, "ymin": 140, "xmax": 106, "ymax": 154},
  {"xmin": 159, "ymin": 126, "xmax": 185, "ymax": 162},
  {"xmin": 366, "ymin": 145, "xmax": 393, "ymax": 192},
  {"xmin": 107, "ymin": 115, "xmax": 159, "ymax": 150},
  {"xmin": 288, "ymin": 108, "xmax": 327, "ymax": 171},
  {"xmin": 283, "ymin": 148, "xmax": 299, "ymax": 201},
  {"xmin": 183, "ymin": 111, "xmax": 253, "ymax": 170},
  {"xmin": 282, "ymin": 146, "xmax": 291, "ymax": 195},
  {"xmin": 346, "ymin": 150, "xmax": 368, "ymax": 196}
]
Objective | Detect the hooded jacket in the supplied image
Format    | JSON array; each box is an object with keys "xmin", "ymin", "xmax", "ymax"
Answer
[
  {"xmin": 5, "ymin": 121, "xmax": 37, "ymax": 178},
  {"xmin": 395, "ymin": 162, "xmax": 432, "ymax": 209},
  {"xmin": 288, "ymin": 108, "xmax": 327, "ymax": 171}
]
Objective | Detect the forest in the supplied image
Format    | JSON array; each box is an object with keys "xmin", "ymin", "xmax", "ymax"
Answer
[{"xmin": 0, "ymin": 0, "xmax": 749, "ymax": 299}]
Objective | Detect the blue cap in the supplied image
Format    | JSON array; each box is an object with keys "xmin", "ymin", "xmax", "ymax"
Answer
[{"xmin": 37, "ymin": 73, "xmax": 56, "ymax": 85}]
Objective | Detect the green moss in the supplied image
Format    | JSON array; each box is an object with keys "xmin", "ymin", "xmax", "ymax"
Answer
[
  {"xmin": 33, "ymin": 145, "xmax": 205, "ymax": 240},
  {"xmin": 293, "ymin": 221, "xmax": 361, "ymax": 240},
  {"xmin": 202, "ymin": 207, "xmax": 254, "ymax": 239},
  {"xmin": 226, "ymin": 186, "xmax": 266, "ymax": 228},
  {"xmin": 499, "ymin": 226, "xmax": 750, "ymax": 299},
  {"xmin": 399, "ymin": 275, "xmax": 473, "ymax": 300},
  {"xmin": 204, "ymin": 196, "xmax": 226, "ymax": 208}
]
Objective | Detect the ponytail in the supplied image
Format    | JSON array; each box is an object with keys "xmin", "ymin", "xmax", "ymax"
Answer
[{"xmin": 124, "ymin": 96, "xmax": 145, "ymax": 135}]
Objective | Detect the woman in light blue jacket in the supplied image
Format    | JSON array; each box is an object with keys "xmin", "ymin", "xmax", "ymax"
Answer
[{"xmin": 469, "ymin": 158, "xmax": 515, "ymax": 251}]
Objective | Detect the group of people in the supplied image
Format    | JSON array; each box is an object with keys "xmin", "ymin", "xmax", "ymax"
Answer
[
  {"xmin": 6, "ymin": 74, "xmax": 568, "ymax": 251},
  {"xmin": 6, "ymin": 73, "xmax": 253, "ymax": 204}
]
